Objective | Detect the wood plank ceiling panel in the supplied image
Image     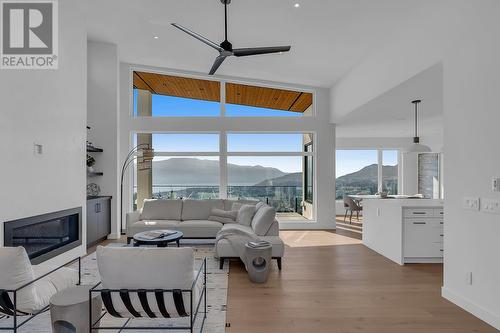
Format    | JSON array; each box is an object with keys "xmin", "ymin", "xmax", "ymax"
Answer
[
  {"xmin": 134, "ymin": 71, "xmax": 220, "ymax": 102},
  {"xmin": 289, "ymin": 92, "xmax": 313, "ymax": 112},
  {"xmin": 226, "ymin": 83, "xmax": 299, "ymax": 112},
  {"xmin": 226, "ymin": 83, "xmax": 312, "ymax": 113},
  {"xmin": 133, "ymin": 72, "xmax": 151, "ymax": 91}
]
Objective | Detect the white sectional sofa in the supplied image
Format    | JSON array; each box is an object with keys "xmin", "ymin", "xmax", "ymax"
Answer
[{"xmin": 126, "ymin": 199, "xmax": 285, "ymax": 269}]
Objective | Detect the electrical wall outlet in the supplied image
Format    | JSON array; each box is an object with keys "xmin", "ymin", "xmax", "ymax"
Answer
[
  {"xmin": 493, "ymin": 177, "xmax": 500, "ymax": 192},
  {"xmin": 482, "ymin": 198, "xmax": 500, "ymax": 214},
  {"xmin": 33, "ymin": 143, "xmax": 43, "ymax": 155},
  {"xmin": 466, "ymin": 272, "xmax": 473, "ymax": 285},
  {"xmin": 463, "ymin": 197, "xmax": 480, "ymax": 211}
]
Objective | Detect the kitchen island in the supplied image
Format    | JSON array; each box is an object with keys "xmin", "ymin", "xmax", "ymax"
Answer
[{"xmin": 362, "ymin": 198, "xmax": 444, "ymax": 265}]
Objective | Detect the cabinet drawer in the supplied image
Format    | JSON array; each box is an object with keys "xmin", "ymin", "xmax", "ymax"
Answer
[
  {"xmin": 430, "ymin": 242, "xmax": 444, "ymax": 257},
  {"xmin": 404, "ymin": 208, "xmax": 434, "ymax": 218},
  {"xmin": 404, "ymin": 221, "xmax": 443, "ymax": 258},
  {"xmin": 434, "ymin": 208, "xmax": 444, "ymax": 217}
]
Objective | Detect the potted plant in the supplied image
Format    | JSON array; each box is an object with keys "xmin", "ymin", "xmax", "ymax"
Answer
[{"xmin": 87, "ymin": 154, "xmax": 96, "ymax": 172}]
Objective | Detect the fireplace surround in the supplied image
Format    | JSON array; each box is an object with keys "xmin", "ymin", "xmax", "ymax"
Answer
[{"xmin": 3, "ymin": 207, "xmax": 82, "ymax": 264}]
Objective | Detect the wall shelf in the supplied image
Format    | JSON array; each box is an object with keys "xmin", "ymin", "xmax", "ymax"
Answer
[
  {"xmin": 87, "ymin": 171, "xmax": 104, "ymax": 177},
  {"xmin": 87, "ymin": 146, "xmax": 103, "ymax": 153}
]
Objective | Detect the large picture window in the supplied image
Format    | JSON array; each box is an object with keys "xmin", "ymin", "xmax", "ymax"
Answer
[
  {"xmin": 133, "ymin": 132, "xmax": 315, "ymax": 221},
  {"xmin": 335, "ymin": 149, "xmax": 399, "ymax": 200}
]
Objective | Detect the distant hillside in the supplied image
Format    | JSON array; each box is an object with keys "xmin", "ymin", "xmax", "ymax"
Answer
[
  {"xmin": 151, "ymin": 159, "xmax": 397, "ymax": 189},
  {"xmin": 255, "ymin": 172, "xmax": 302, "ymax": 186},
  {"xmin": 336, "ymin": 164, "xmax": 397, "ymax": 185},
  {"xmin": 152, "ymin": 158, "xmax": 286, "ymax": 186}
]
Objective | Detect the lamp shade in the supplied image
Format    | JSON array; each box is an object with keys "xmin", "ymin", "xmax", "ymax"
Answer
[{"xmin": 405, "ymin": 142, "xmax": 432, "ymax": 153}]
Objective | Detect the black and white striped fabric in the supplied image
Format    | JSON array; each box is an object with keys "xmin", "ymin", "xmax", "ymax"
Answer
[{"xmin": 96, "ymin": 246, "xmax": 201, "ymax": 319}]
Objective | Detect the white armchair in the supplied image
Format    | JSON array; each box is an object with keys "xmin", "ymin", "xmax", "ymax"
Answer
[
  {"xmin": 0, "ymin": 247, "xmax": 79, "ymax": 332},
  {"xmin": 90, "ymin": 246, "xmax": 206, "ymax": 332}
]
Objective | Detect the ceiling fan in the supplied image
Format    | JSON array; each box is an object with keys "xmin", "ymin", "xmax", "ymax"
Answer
[{"xmin": 171, "ymin": 0, "xmax": 291, "ymax": 75}]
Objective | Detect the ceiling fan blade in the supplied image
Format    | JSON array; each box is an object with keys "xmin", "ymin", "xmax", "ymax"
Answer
[
  {"xmin": 233, "ymin": 46, "xmax": 291, "ymax": 57},
  {"xmin": 209, "ymin": 55, "xmax": 227, "ymax": 75},
  {"xmin": 171, "ymin": 23, "xmax": 224, "ymax": 52}
]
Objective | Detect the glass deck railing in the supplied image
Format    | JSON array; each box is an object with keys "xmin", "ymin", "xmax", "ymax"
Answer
[{"xmin": 134, "ymin": 185, "xmax": 303, "ymax": 213}]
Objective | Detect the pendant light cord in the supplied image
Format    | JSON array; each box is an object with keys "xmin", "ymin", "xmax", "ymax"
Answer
[
  {"xmin": 411, "ymin": 99, "xmax": 422, "ymax": 144},
  {"xmin": 415, "ymin": 102, "xmax": 418, "ymax": 138}
]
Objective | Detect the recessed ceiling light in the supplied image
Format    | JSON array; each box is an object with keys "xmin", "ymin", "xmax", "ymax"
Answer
[
  {"xmin": 294, "ymin": 3, "xmax": 300, "ymax": 8},
  {"xmin": 153, "ymin": 36, "xmax": 159, "ymax": 39}
]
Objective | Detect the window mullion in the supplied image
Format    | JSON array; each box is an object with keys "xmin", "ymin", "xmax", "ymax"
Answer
[
  {"xmin": 377, "ymin": 150, "xmax": 383, "ymax": 193},
  {"xmin": 220, "ymin": 131, "xmax": 228, "ymax": 199}
]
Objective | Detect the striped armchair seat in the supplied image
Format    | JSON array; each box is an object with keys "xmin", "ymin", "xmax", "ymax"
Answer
[{"xmin": 91, "ymin": 246, "xmax": 206, "ymax": 332}]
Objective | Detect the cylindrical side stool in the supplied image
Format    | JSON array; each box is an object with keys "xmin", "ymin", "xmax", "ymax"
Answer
[
  {"xmin": 50, "ymin": 285, "xmax": 102, "ymax": 333},
  {"xmin": 244, "ymin": 242, "xmax": 272, "ymax": 283}
]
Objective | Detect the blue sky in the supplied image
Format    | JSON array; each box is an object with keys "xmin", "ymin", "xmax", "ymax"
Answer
[
  {"xmin": 133, "ymin": 90, "xmax": 303, "ymax": 117},
  {"xmin": 336, "ymin": 150, "xmax": 398, "ymax": 177}
]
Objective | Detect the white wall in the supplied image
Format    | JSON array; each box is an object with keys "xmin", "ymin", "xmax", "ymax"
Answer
[
  {"xmin": 331, "ymin": 0, "xmax": 500, "ymax": 328},
  {"xmin": 441, "ymin": 2, "xmax": 500, "ymax": 327},
  {"xmin": 87, "ymin": 41, "xmax": 120, "ymax": 238},
  {"xmin": 119, "ymin": 64, "xmax": 336, "ymax": 230},
  {"xmin": 0, "ymin": 1, "xmax": 87, "ymax": 269},
  {"xmin": 329, "ymin": 2, "xmax": 453, "ymax": 121}
]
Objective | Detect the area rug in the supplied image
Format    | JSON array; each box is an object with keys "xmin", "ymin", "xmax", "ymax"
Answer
[{"xmin": 3, "ymin": 243, "xmax": 228, "ymax": 332}]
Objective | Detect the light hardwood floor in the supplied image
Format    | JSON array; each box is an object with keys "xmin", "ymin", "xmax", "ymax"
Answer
[{"xmin": 225, "ymin": 230, "xmax": 497, "ymax": 333}]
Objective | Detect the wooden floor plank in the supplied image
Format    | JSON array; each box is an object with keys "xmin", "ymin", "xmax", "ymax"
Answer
[{"xmin": 225, "ymin": 230, "xmax": 496, "ymax": 333}]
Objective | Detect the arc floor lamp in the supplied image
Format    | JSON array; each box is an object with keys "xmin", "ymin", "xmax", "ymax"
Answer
[{"xmin": 120, "ymin": 143, "xmax": 154, "ymax": 232}]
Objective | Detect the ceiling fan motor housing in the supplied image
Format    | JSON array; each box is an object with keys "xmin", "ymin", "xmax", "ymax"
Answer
[{"xmin": 220, "ymin": 40, "xmax": 233, "ymax": 51}]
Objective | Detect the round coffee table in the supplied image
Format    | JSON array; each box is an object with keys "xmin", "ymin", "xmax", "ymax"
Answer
[{"xmin": 133, "ymin": 230, "xmax": 184, "ymax": 247}]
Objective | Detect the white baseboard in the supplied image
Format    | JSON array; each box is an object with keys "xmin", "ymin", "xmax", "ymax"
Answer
[
  {"xmin": 442, "ymin": 286, "xmax": 500, "ymax": 330},
  {"xmin": 107, "ymin": 233, "xmax": 120, "ymax": 240}
]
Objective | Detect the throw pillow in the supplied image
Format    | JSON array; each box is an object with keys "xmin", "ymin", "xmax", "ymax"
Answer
[
  {"xmin": 251, "ymin": 205, "xmax": 276, "ymax": 236},
  {"xmin": 210, "ymin": 208, "xmax": 238, "ymax": 221},
  {"xmin": 255, "ymin": 201, "xmax": 265, "ymax": 211},
  {"xmin": 231, "ymin": 202, "xmax": 243, "ymax": 211},
  {"xmin": 208, "ymin": 216, "xmax": 236, "ymax": 224},
  {"xmin": 236, "ymin": 204, "xmax": 256, "ymax": 226}
]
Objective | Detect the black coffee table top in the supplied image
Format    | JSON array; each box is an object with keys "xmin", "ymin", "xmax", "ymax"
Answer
[{"xmin": 133, "ymin": 230, "xmax": 183, "ymax": 247}]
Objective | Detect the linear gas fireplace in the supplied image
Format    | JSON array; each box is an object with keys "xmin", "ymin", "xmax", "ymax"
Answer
[{"xmin": 4, "ymin": 207, "xmax": 82, "ymax": 264}]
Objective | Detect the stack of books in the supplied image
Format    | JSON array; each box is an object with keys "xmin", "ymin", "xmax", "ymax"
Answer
[
  {"xmin": 141, "ymin": 230, "xmax": 176, "ymax": 240},
  {"xmin": 246, "ymin": 241, "xmax": 271, "ymax": 248}
]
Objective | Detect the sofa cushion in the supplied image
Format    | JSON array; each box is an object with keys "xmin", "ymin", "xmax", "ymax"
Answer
[
  {"xmin": 208, "ymin": 216, "xmax": 236, "ymax": 224},
  {"xmin": 224, "ymin": 199, "xmax": 259, "ymax": 211},
  {"xmin": 97, "ymin": 246, "xmax": 194, "ymax": 289},
  {"xmin": 0, "ymin": 247, "xmax": 78, "ymax": 313},
  {"xmin": 0, "ymin": 247, "xmax": 37, "ymax": 312},
  {"xmin": 177, "ymin": 220, "xmax": 223, "ymax": 238},
  {"xmin": 181, "ymin": 199, "xmax": 224, "ymax": 221},
  {"xmin": 211, "ymin": 208, "xmax": 238, "ymax": 220},
  {"xmin": 128, "ymin": 220, "xmax": 180, "ymax": 236},
  {"xmin": 141, "ymin": 199, "xmax": 183, "ymax": 220},
  {"xmin": 32, "ymin": 266, "xmax": 78, "ymax": 311},
  {"xmin": 221, "ymin": 222, "xmax": 254, "ymax": 234},
  {"xmin": 216, "ymin": 236, "xmax": 285, "ymax": 258},
  {"xmin": 236, "ymin": 204, "xmax": 256, "ymax": 226},
  {"xmin": 251, "ymin": 205, "xmax": 276, "ymax": 236}
]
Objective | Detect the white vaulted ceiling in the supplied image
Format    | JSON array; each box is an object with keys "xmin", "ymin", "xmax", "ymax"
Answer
[{"xmin": 83, "ymin": 0, "xmax": 436, "ymax": 87}]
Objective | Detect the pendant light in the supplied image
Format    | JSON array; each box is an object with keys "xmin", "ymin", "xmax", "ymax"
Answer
[{"xmin": 405, "ymin": 99, "xmax": 432, "ymax": 153}]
